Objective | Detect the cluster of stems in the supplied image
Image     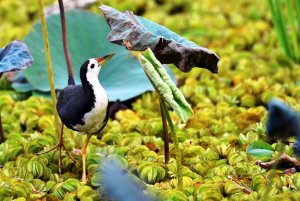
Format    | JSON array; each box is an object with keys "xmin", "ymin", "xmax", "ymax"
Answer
[{"xmin": 159, "ymin": 98, "xmax": 183, "ymax": 190}]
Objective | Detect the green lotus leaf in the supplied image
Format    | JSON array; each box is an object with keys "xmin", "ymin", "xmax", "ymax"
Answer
[{"xmin": 19, "ymin": 11, "xmax": 176, "ymax": 101}]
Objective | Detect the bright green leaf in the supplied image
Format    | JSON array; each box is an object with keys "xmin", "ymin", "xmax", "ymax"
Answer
[{"xmin": 246, "ymin": 140, "xmax": 274, "ymax": 158}]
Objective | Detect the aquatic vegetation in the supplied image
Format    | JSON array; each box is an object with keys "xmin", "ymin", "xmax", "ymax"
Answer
[{"xmin": 1, "ymin": 0, "xmax": 300, "ymax": 200}]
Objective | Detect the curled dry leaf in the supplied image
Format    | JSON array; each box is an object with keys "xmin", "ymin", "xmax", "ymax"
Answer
[{"xmin": 99, "ymin": 5, "xmax": 219, "ymax": 73}]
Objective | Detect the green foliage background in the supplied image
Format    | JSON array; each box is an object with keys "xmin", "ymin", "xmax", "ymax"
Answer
[{"xmin": 1, "ymin": 0, "xmax": 300, "ymax": 200}]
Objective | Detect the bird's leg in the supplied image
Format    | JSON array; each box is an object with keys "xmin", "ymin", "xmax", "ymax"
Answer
[
  {"xmin": 57, "ymin": 122, "xmax": 63, "ymax": 176},
  {"xmin": 37, "ymin": 123, "xmax": 78, "ymax": 170},
  {"xmin": 58, "ymin": 140, "xmax": 62, "ymax": 176},
  {"xmin": 57, "ymin": 124, "xmax": 77, "ymax": 163},
  {"xmin": 81, "ymin": 133, "xmax": 92, "ymax": 183}
]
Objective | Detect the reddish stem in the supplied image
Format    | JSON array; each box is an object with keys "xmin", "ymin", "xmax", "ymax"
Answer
[
  {"xmin": 0, "ymin": 112, "xmax": 4, "ymax": 143},
  {"xmin": 0, "ymin": 73, "xmax": 4, "ymax": 143},
  {"xmin": 160, "ymin": 99, "xmax": 170, "ymax": 164},
  {"xmin": 58, "ymin": 0, "xmax": 74, "ymax": 85}
]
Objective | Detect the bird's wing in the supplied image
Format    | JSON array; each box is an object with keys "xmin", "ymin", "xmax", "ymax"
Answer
[{"xmin": 57, "ymin": 85, "xmax": 92, "ymax": 128}]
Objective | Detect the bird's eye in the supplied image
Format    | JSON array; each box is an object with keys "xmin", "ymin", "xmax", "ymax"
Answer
[{"xmin": 90, "ymin": 64, "xmax": 95, "ymax": 69}]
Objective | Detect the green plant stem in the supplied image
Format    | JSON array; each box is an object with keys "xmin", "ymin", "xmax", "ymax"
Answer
[
  {"xmin": 58, "ymin": 0, "xmax": 74, "ymax": 85},
  {"xmin": 143, "ymin": 72, "xmax": 171, "ymax": 163},
  {"xmin": 268, "ymin": 0, "xmax": 291, "ymax": 58},
  {"xmin": 38, "ymin": 0, "xmax": 59, "ymax": 137},
  {"xmin": 286, "ymin": 0, "xmax": 299, "ymax": 62},
  {"xmin": 296, "ymin": 0, "xmax": 300, "ymax": 33},
  {"xmin": 160, "ymin": 99, "xmax": 183, "ymax": 190},
  {"xmin": 143, "ymin": 71, "xmax": 183, "ymax": 189},
  {"xmin": 268, "ymin": 0, "xmax": 300, "ymax": 62},
  {"xmin": 159, "ymin": 97, "xmax": 170, "ymax": 164}
]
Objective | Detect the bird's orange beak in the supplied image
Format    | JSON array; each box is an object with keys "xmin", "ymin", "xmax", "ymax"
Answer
[{"xmin": 96, "ymin": 53, "xmax": 115, "ymax": 66}]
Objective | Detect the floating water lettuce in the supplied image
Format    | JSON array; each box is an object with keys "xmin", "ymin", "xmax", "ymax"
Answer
[
  {"xmin": 0, "ymin": 40, "xmax": 33, "ymax": 73},
  {"xmin": 99, "ymin": 5, "xmax": 219, "ymax": 73},
  {"xmin": 139, "ymin": 48, "xmax": 193, "ymax": 122}
]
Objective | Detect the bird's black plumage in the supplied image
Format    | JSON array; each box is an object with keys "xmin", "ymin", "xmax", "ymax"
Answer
[
  {"xmin": 56, "ymin": 59, "xmax": 109, "ymax": 134},
  {"xmin": 57, "ymin": 85, "xmax": 93, "ymax": 129},
  {"xmin": 55, "ymin": 54, "xmax": 114, "ymax": 183}
]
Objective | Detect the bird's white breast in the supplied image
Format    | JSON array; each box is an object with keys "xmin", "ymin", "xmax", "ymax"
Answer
[{"xmin": 73, "ymin": 77, "xmax": 108, "ymax": 134}]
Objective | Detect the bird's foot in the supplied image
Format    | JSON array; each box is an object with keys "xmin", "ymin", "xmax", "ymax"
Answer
[
  {"xmin": 37, "ymin": 142, "xmax": 79, "ymax": 163},
  {"xmin": 37, "ymin": 123, "xmax": 79, "ymax": 176},
  {"xmin": 37, "ymin": 142, "xmax": 79, "ymax": 176}
]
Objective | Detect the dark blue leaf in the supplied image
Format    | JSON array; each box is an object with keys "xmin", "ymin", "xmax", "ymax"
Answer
[
  {"xmin": 266, "ymin": 99, "xmax": 300, "ymax": 140},
  {"xmin": 101, "ymin": 160, "xmax": 154, "ymax": 201},
  {"xmin": 0, "ymin": 40, "xmax": 33, "ymax": 73}
]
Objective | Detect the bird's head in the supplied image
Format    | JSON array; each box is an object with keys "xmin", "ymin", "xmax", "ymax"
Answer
[{"xmin": 80, "ymin": 53, "xmax": 115, "ymax": 84}]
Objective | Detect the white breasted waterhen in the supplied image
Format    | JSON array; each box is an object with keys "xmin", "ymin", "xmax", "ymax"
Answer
[{"xmin": 57, "ymin": 53, "xmax": 114, "ymax": 182}]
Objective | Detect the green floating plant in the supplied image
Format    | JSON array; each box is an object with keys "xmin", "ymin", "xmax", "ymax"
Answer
[
  {"xmin": 246, "ymin": 140, "xmax": 274, "ymax": 158},
  {"xmin": 139, "ymin": 48, "xmax": 193, "ymax": 123}
]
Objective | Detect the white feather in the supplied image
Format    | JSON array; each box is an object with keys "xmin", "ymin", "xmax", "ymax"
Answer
[{"xmin": 73, "ymin": 59, "xmax": 108, "ymax": 134}]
